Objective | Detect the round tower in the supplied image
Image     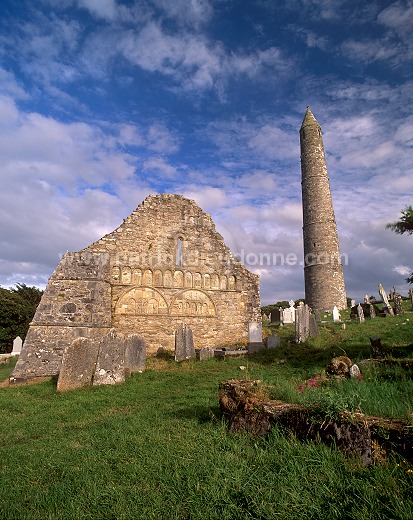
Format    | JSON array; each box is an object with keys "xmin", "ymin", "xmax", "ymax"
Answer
[{"xmin": 300, "ymin": 107, "xmax": 347, "ymax": 311}]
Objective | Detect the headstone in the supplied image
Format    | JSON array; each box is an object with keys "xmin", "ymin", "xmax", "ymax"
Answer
[
  {"xmin": 270, "ymin": 308, "xmax": 281, "ymax": 323},
  {"xmin": 332, "ymin": 306, "xmax": 340, "ymax": 322},
  {"xmin": 378, "ymin": 283, "xmax": 394, "ymax": 316},
  {"xmin": 369, "ymin": 304, "xmax": 376, "ymax": 319},
  {"xmin": 11, "ymin": 336, "xmax": 23, "ymax": 355},
  {"xmin": 283, "ymin": 301, "xmax": 296, "ymax": 324},
  {"xmin": 198, "ymin": 346, "xmax": 214, "ymax": 361},
  {"xmin": 357, "ymin": 303, "xmax": 365, "ymax": 323},
  {"xmin": 393, "ymin": 294, "xmax": 403, "ymax": 315},
  {"xmin": 57, "ymin": 337, "xmax": 100, "ymax": 392},
  {"xmin": 174, "ymin": 323, "xmax": 195, "ymax": 362},
  {"xmin": 295, "ymin": 303, "xmax": 310, "ymax": 343},
  {"xmin": 124, "ymin": 334, "xmax": 146, "ymax": 375},
  {"xmin": 93, "ymin": 330, "xmax": 125, "ymax": 385},
  {"xmin": 262, "ymin": 313, "xmax": 270, "ymax": 325},
  {"xmin": 266, "ymin": 335, "xmax": 280, "ymax": 349},
  {"xmin": 248, "ymin": 322, "xmax": 262, "ymax": 343},
  {"xmin": 351, "ymin": 299, "xmax": 356, "ymax": 308},
  {"xmin": 364, "ymin": 295, "xmax": 370, "ymax": 303},
  {"xmin": 247, "ymin": 322, "xmax": 264, "ymax": 352},
  {"xmin": 309, "ymin": 315, "xmax": 319, "ymax": 336},
  {"xmin": 349, "ymin": 364, "xmax": 361, "ymax": 379}
]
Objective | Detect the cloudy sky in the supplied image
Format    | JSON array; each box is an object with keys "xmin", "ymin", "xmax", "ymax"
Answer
[{"xmin": 0, "ymin": 0, "xmax": 412, "ymax": 305}]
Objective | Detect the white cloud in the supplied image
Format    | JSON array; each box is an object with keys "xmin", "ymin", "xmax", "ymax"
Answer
[{"xmin": 152, "ymin": 0, "xmax": 214, "ymax": 27}]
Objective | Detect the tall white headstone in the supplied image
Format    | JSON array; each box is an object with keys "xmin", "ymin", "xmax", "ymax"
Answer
[
  {"xmin": 11, "ymin": 336, "xmax": 23, "ymax": 355},
  {"xmin": 332, "ymin": 306, "xmax": 340, "ymax": 322}
]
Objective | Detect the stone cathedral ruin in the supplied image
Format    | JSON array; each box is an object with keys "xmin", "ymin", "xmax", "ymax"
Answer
[
  {"xmin": 10, "ymin": 107, "xmax": 347, "ymax": 385},
  {"xmin": 10, "ymin": 194, "xmax": 261, "ymax": 384}
]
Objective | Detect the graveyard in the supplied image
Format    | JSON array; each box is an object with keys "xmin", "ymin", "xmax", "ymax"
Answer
[{"xmin": 0, "ymin": 297, "xmax": 412, "ymax": 519}]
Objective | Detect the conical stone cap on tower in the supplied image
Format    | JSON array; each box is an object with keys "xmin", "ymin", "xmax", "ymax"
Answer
[{"xmin": 299, "ymin": 107, "xmax": 347, "ymax": 311}]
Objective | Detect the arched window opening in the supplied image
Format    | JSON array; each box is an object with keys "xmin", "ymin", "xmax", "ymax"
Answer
[{"xmin": 177, "ymin": 237, "xmax": 183, "ymax": 267}]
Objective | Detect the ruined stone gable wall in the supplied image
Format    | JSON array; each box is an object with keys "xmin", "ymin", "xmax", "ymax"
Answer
[
  {"xmin": 10, "ymin": 195, "xmax": 260, "ymax": 383},
  {"xmin": 10, "ymin": 252, "xmax": 112, "ymax": 383},
  {"xmin": 86, "ymin": 194, "xmax": 261, "ymax": 353}
]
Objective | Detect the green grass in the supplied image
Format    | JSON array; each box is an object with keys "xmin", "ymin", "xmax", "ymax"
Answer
[{"xmin": 0, "ymin": 307, "xmax": 412, "ymax": 519}]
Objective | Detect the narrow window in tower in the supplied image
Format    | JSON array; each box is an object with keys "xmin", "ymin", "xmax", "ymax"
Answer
[{"xmin": 176, "ymin": 238, "xmax": 183, "ymax": 266}]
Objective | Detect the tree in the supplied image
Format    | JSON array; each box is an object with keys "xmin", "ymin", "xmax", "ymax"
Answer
[
  {"xmin": 386, "ymin": 205, "xmax": 413, "ymax": 284},
  {"xmin": 0, "ymin": 284, "xmax": 43, "ymax": 353}
]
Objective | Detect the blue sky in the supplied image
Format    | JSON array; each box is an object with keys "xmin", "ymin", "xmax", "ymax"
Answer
[{"xmin": 0, "ymin": 0, "xmax": 412, "ymax": 305}]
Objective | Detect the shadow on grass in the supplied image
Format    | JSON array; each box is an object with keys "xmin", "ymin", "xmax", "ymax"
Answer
[{"xmin": 173, "ymin": 404, "xmax": 222, "ymax": 424}]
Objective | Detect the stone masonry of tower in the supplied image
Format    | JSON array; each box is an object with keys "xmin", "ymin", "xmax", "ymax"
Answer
[
  {"xmin": 10, "ymin": 194, "xmax": 261, "ymax": 384},
  {"xmin": 300, "ymin": 107, "xmax": 347, "ymax": 311}
]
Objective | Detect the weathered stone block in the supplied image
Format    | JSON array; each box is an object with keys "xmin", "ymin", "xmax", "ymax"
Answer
[
  {"xmin": 57, "ymin": 337, "xmax": 99, "ymax": 392},
  {"xmin": 93, "ymin": 331, "xmax": 125, "ymax": 386},
  {"xmin": 124, "ymin": 334, "xmax": 146, "ymax": 375},
  {"xmin": 175, "ymin": 324, "xmax": 195, "ymax": 362}
]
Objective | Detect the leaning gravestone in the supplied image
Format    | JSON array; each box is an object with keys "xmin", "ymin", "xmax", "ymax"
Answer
[
  {"xmin": 357, "ymin": 304, "xmax": 365, "ymax": 323},
  {"xmin": 11, "ymin": 336, "xmax": 23, "ymax": 355},
  {"xmin": 175, "ymin": 323, "xmax": 195, "ymax": 362},
  {"xmin": 57, "ymin": 337, "xmax": 100, "ymax": 392},
  {"xmin": 124, "ymin": 334, "xmax": 146, "ymax": 376},
  {"xmin": 93, "ymin": 330, "xmax": 125, "ymax": 386},
  {"xmin": 378, "ymin": 283, "xmax": 394, "ymax": 316}
]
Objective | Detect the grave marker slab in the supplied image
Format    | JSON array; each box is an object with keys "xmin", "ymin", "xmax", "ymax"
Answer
[
  {"xmin": 93, "ymin": 330, "xmax": 125, "ymax": 385},
  {"xmin": 124, "ymin": 334, "xmax": 146, "ymax": 375},
  {"xmin": 175, "ymin": 324, "xmax": 195, "ymax": 362},
  {"xmin": 57, "ymin": 337, "xmax": 100, "ymax": 392}
]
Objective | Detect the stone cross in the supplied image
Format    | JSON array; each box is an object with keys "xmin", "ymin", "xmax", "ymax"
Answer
[
  {"xmin": 378, "ymin": 283, "xmax": 394, "ymax": 316},
  {"xmin": 357, "ymin": 303, "xmax": 365, "ymax": 323}
]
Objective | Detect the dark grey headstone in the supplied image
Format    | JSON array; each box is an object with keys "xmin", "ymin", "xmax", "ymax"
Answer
[
  {"xmin": 270, "ymin": 309, "xmax": 281, "ymax": 323},
  {"xmin": 175, "ymin": 324, "xmax": 195, "ymax": 362},
  {"xmin": 57, "ymin": 337, "xmax": 99, "ymax": 392},
  {"xmin": 309, "ymin": 315, "xmax": 319, "ymax": 336},
  {"xmin": 266, "ymin": 335, "xmax": 280, "ymax": 349},
  {"xmin": 124, "ymin": 334, "xmax": 146, "ymax": 375},
  {"xmin": 93, "ymin": 330, "xmax": 125, "ymax": 385}
]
